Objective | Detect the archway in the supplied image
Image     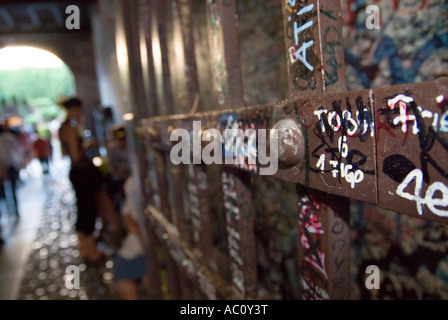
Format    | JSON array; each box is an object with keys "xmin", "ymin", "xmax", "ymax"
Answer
[
  {"xmin": 0, "ymin": 45, "xmax": 76, "ymax": 173},
  {"xmin": 0, "ymin": 45, "xmax": 75, "ymax": 121}
]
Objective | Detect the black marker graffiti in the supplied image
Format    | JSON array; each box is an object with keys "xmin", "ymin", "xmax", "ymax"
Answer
[
  {"xmin": 381, "ymin": 94, "xmax": 448, "ymax": 218},
  {"xmin": 380, "ymin": 94, "xmax": 448, "ymax": 183}
]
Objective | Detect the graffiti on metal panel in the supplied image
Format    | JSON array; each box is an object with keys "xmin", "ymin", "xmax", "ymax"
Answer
[
  {"xmin": 284, "ymin": 0, "xmax": 318, "ymax": 90},
  {"xmin": 298, "ymin": 193, "xmax": 329, "ymax": 300},
  {"xmin": 322, "ymin": 24, "xmax": 342, "ymax": 88},
  {"xmin": 219, "ymin": 113, "xmax": 258, "ymax": 173},
  {"xmin": 222, "ymin": 170, "xmax": 245, "ymax": 295},
  {"xmin": 380, "ymin": 93, "xmax": 448, "ymax": 218},
  {"xmin": 186, "ymin": 164, "xmax": 208, "ymax": 244},
  {"xmin": 330, "ymin": 209, "xmax": 348, "ymax": 293},
  {"xmin": 344, "ymin": 0, "xmax": 448, "ymax": 300},
  {"xmin": 311, "ymin": 96, "xmax": 375, "ymax": 189}
]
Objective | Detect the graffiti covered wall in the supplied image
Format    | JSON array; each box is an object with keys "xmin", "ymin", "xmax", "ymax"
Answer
[
  {"xmin": 342, "ymin": 0, "xmax": 448, "ymax": 90},
  {"xmin": 341, "ymin": 0, "xmax": 448, "ymax": 299}
]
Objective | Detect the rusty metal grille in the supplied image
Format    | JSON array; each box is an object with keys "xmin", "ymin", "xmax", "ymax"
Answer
[{"xmin": 120, "ymin": 0, "xmax": 448, "ymax": 300}]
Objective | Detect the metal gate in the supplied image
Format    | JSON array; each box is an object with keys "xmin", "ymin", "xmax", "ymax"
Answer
[{"xmin": 119, "ymin": 0, "xmax": 448, "ymax": 300}]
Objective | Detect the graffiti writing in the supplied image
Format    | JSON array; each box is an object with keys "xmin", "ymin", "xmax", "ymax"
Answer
[
  {"xmin": 311, "ymin": 96, "xmax": 375, "ymax": 188},
  {"xmin": 396, "ymin": 168, "xmax": 448, "ymax": 217},
  {"xmin": 220, "ymin": 113, "xmax": 258, "ymax": 173},
  {"xmin": 380, "ymin": 94, "xmax": 448, "ymax": 183},
  {"xmin": 186, "ymin": 164, "xmax": 208, "ymax": 244},
  {"xmin": 285, "ymin": 0, "xmax": 318, "ymax": 90},
  {"xmin": 330, "ymin": 210, "xmax": 348, "ymax": 293},
  {"xmin": 222, "ymin": 171, "xmax": 245, "ymax": 295},
  {"xmin": 313, "ymin": 97, "xmax": 375, "ymax": 145},
  {"xmin": 323, "ymin": 25, "xmax": 342, "ymax": 87},
  {"xmin": 298, "ymin": 193, "xmax": 329, "ymax": 300},
  {"xmin": 381, "ymin": 93, "xmax": 448, "ymax": 218},
  {"xmin": 289, "ymin": 3, "xmax": 314, "ymax": 71},
  {"xmin": 315, "ymin": 136, "xmax": 364, "ymax": 188}
]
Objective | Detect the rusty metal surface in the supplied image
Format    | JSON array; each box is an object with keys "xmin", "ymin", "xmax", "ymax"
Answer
[
  {"xmin": 222, "ymin": 169, "xmax": 257, "ymax": 298},
  {"xmin": 139, "ymin": 0, "xmax": 159, "ymax": 118},
  {"xmin": 138, "ymin": 77, "xmax": 448, "ymax": 224},
  {"xmin": 185, "ymin": 164, "xmax": 214, "ymax": 257},
  {"xmin": 205, "ymin": 0, "xmax": 230, "ymax": 108},
  {"xmin": 146, "ymin": 204, "xmax": 243, "ymax": 299},
  {"xmin": 282, "ymin": 0, "xmax": 347, "ymax": 99},
  {"xmin": 138, "ymin": 0, "xmax": 253, "ymax": 299},
  {"xmin": 139, "ymin": 90, "xmax": 376, "ymax": 198},
  {"xmin": 142, "ymin": 219, "xmax": 163, "ymax": 299},
  {"xmin": 295, "ymin": 188, "xmax": 350, "ymax": 299},
  {"xmin": 151, "ymin": 0, "xmax": 175, "ymax": 115},
  {"xmin": 376, "ymin": 77, "xmax": 448, "ymax": 223},
  {"xmin": 177, "ymin": 0, "xmax": 200, "ymax": 110},
  {"xmin": 165, "ymin": 162, "xmax": 188, "ymax": 236},
  {"xmin": 165, "ymin": 0, "xmax": 189, "ymax": 114},
  {"xmin": 213, "ymin": 0, "xmax": 244, "ymax": 108},
  {"xmin": 122, "ymin": 0, "xmax": 147, "ymax": 119},
  {"xmin": 305, "ymin": 90, "xmax": 376, "ymax": 203},
  {"xmin": 123, "ymin": 0, "xmax": 165, "ymax": 300},
  {"xmin": 282, "ymin": 0, "xmax": 351, "ymax": 301},
  {"xmin": 208, "ymin": 0, "xmax": 258, "ymax": 299},
  {"xmin": 130, "ymin": 0, "xmax": 448, "ymax": 302}
]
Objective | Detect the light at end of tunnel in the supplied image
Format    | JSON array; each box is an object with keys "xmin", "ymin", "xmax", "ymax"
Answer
[
  {"xmin": 123, "ymin": 113, "xmax": 134, "ymax": 121},
  {"xmin": 0, "ymin": 46, "xmax": 64, "ymax": 70}
]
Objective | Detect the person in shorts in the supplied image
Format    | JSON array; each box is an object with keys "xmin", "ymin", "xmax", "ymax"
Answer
[{"xmin": 113, "ymin": 176, "xmax": 147, "ymax": 299}]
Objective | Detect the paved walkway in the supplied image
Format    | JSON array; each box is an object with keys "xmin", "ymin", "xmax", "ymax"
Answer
[
  {"xmin": 0, "ymin": 159, "xmax": 49, "ymax": 300},
  {"xmin": 0, "ymin": 147, "xmax": 120, "ymax": 300},
  {"xmin": 16, "ymin": 176, "xmax": 119, "ymax": 300}
]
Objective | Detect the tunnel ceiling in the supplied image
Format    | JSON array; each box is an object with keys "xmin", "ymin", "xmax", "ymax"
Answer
[{"xmin": 0, "ymin": 0, "xmax": 96, "ymax": 38}]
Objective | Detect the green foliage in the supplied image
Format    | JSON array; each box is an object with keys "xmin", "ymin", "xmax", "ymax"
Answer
[
  {"xmin": 0, "ymin": 65, "xmax": 75, "ymax": 125},
  {"xmin": 25, "ymin": 97, "xmax": 67, "ymax": 126},
  {"xmin": 0, "ymin": 65, "xmax": 75, "ymax": 102},
  {"xmin": 36, "ymin": 122, "xmax": 52, "ymax": 140}
]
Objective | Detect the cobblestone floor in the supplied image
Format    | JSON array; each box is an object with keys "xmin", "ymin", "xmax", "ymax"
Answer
[{"xmin": 17, "ymin": 178, "xmax": 120, "ymax": 300}]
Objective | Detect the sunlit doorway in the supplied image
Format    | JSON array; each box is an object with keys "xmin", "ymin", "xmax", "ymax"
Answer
[
  {"xmin": 0, "ymin": 46, "xmax": 76, "ymax": 178},
  {"xmin": 0, "ymin": 45, "xmax": 78, "ymax": 300}
]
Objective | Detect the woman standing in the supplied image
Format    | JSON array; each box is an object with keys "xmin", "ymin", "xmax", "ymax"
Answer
[{"xmin": 59, "ymin": 97, "xmax": 118, "ymax": 262}]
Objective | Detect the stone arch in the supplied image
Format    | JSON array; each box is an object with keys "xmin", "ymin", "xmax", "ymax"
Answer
[
  {"xmin": 0, "ymin": 36, "xmax": 101, "ymax": 133},
  {"xmin": 0, "ymin": 38, "xmax": 99, "ymax": 106}
]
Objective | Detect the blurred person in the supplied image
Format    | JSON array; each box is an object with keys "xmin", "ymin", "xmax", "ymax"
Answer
[
  {"xmin": 37, "ymin": 123, "xmax": 54, "ymax": 162},
  {"xmin": 58, "ymin": 97, "xmax": 119, "ymax": 263},
  {"xmin": 0, "ymin": 159, "xmax": 7, "ymax": 246},
  {"xmin": 106, "ymin": 125, "xmax": 131, "ymax": 208},
  {"xmin": 32, "ymin": 130, "xmax": 51, "ymax": 175},
  {"xmin": 7, "ymin": 119, "xmax": 33, "ymax": 171},
  {"xmin": 107, "ymin": 125, "xmax": 131, "ymax": 182},
  {"xmin": 86, "ymin": 124, "xmax": 131, "ymax": 247},
  {"xmin": 0, "ymin": 121, "xmax": 23, "ymax": 217},
  {"xmin": 113, "ymin": 176, "xmax": 146, "ymax": 300}
]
